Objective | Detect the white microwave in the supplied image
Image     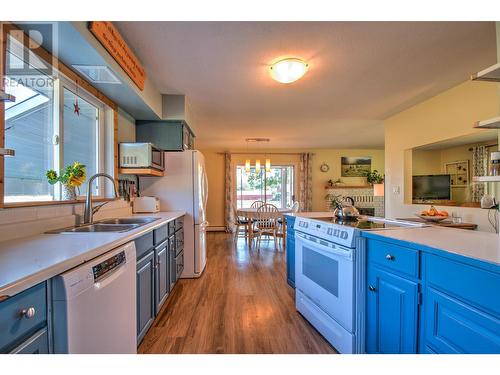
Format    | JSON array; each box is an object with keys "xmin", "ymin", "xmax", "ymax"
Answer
[{"xmin": 119, "ymin": 143, "xmax": 164, "ymax": 170}]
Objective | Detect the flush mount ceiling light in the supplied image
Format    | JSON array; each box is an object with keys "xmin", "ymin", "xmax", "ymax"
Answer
[
  {"xmin": 270, "ymin": 58, "xmax": 308, "ymax": 84},
  {"xmin": 72, "ymin": 65, "xmax": 121, "ymax": 84}
]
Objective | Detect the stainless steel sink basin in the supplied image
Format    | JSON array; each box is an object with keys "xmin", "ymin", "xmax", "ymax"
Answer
[
  {"xmin": 70, "ymin": 223, "xmax": 140, "ymax": 232},
  {"xmin": 46, "ymin": 216, "xmax": 160, "ymax": 234},
  {"xmin": 97, "ymin": 217, "xmax": 160, "ymax": 225},
  {"xmin": 46, "ymin": 223, "xmax": 140, "ymax": 234}
]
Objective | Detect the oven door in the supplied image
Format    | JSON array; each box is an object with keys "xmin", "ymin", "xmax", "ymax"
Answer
[{"xmin": 295, "ymin": 231, "xmax": 354, "ymax": 332}]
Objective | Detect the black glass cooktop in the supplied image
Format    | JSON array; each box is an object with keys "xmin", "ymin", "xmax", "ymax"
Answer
[{"xmin": 310, "ymin": 217, "xmax": 400, "ymax": 230}]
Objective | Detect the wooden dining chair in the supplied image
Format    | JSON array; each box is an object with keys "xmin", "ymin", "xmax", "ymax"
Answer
[
  {"xmin": 254, "ymin": 203, "xmax": 280, "ymax": 251},
  {"xmin": 276, "ymin": 201, "xmax": 300, "ymax": 247},
  {"xmin": 250, "ymin": 200, "xmax": 264, "ymax": 209},
  {"xmin": 232, "ymin": 204, "xmax": 251, "ymax": 241}
]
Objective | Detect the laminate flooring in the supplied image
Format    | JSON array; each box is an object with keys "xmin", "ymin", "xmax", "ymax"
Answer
[{"xmin": 138, "ymin": 232, "xmax": 336, "ymax": 354}]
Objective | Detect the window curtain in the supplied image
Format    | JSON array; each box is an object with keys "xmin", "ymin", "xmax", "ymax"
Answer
[
  {"xmin": 224, "ymin": 152, "xmax": 235, "ymax": 232},
  {"xmin": 298, "ymin": 153, "xmax": 313, "ymax": 212},
  {"xmin": 471, "ymin": 145, "xmax": 488, "ymax": 202}
]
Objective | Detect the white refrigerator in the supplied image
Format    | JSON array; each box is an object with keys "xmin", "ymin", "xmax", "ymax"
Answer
[{"xmin": 141, "ymin": 150, "xmax": 208, "ymax": 278}]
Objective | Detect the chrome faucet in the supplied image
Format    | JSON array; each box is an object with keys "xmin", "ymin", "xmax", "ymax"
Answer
[{"xmin": 83, "ymin": 173, "xmax": 119, "ymax": 225}]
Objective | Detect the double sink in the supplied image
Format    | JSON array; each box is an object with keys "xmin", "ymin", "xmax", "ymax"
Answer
[{"xmin": 47, "ymin": 217, "xmax": 160, "ymax": 234}]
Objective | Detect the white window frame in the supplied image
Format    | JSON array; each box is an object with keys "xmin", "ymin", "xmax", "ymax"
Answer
[
  {"xmin": 2, "ymin": 25, "xmax": 116, "ymax": 206},
  {"xmin": 58, "ymin": 75, "xmax": 106, "ymax": 199}
]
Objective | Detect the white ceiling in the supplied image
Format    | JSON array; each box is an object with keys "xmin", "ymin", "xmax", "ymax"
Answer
[{"xmin": 115, "ymin": 22, "xmax": 497, "ymax": 150}]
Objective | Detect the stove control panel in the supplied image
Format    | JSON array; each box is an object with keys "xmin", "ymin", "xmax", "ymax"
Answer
[{"xmin": 294, "ymin": 217, "xmax": 357, "ymax": 248}]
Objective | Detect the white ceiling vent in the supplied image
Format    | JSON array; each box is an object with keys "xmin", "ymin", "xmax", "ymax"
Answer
[{"xmin": 72, "ymin": 65, "xmax": 121, "ymax": 84}]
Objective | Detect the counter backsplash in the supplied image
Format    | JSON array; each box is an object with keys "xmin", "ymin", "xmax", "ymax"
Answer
[{"xmin": 0, "ymin": 199, "xmax": 133, "ymax": 242}]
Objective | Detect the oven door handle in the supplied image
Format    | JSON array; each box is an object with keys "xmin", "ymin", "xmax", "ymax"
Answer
[{"xmin": 295, "ymin": 232, "xmax": 353, "ymax": 260}]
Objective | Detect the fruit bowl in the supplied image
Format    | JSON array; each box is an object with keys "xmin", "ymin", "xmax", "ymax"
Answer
[{"xmin": 415, "ymin": 214, "xmax": 448, "ymax": 222}]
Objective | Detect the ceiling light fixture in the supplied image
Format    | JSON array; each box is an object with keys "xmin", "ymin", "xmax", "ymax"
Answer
[
  {"xmin": 245, "ymin": 159, "xmax": 251, "ymax": 173},
  {"xmin": 270, "ymin": 58, "xmax": 308, "ymax": 84},
  {"xmin": 255, "ymin": 159, "xmax": 261, "ymax": 174}
]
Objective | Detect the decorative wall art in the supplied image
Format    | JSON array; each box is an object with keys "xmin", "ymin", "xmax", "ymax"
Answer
[{"xmin": 341, "ymin": 156, "xmax": 372, "ymax": 177}]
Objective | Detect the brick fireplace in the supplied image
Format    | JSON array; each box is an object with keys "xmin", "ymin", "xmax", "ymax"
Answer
[{"xmin": 325, "ymin": 186, "xmax": 385, "ymax": 217}]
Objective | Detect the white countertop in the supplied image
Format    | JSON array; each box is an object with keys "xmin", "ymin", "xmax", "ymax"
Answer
[
  {"xmin": 288, "ymin": 211, "xmax": 334, "ymax": 218},
  {"xmin": 0, "ymin": 211, "xmax": 185, "ymax": 298},
  {"xmin": 366, "ymin": 226, "xmax": 500, "ymax": 266}
]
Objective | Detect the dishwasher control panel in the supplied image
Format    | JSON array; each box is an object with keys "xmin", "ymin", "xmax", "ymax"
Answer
[{"xmin": 92, "ymin": 251, "xmax": 126, "ymax": 282}]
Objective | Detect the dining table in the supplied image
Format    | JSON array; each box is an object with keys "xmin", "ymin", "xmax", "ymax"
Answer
[{"xmin": 236, "ymin": 207, "xmax": 293, "ymax": 249}]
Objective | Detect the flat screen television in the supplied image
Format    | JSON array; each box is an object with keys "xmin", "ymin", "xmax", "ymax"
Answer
[{"xmin": 412, "ymin": 175, "xmax": 451, "ymax": 200}]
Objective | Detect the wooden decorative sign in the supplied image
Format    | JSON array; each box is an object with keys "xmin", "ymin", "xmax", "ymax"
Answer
[{"xmin": 89, "ymin": 21, "xmax": 146, "ymax": 91}]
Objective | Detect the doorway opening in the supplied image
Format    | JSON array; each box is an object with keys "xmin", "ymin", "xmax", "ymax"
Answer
[{"xmin": 235, "ymin": 165, "xmax": 295, "ymax": 208}]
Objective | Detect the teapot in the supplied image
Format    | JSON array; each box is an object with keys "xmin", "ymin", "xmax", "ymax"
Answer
[{"xmin": 333, "ymin": 196, "xmax": 360, "ymax": 221}]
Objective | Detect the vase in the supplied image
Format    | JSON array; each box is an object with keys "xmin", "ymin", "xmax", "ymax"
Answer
[{"xmin": 62, "ymin": 185, "xmax": 77, "ymax": 201}]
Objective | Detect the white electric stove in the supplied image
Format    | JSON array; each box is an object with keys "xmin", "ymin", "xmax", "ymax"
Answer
[{"xmin": 293, "ymin": 216, "xmax": 425, "ymax": 353}]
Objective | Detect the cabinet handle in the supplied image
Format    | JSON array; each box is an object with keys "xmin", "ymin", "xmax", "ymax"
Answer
[
  {"xmin": 21, "ymin": 307, "xmax": 36, "ymax": 319},
  {"xmin": 368, "ymin": 285, "xmax": 377, "ymax": 292},
  {"xmin": 385, "ymin": 254, "xmax": 395, "ymax": 261}
]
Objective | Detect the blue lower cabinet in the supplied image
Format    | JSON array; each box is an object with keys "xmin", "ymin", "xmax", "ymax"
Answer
[
  {"xmin": 423, "ymin": 287, "xmax": 500, "ymax": 353},
  {"xmin": 169, "ymin": 235, "xmax": 177, "ymax": 290},
  {"xmin": 367, "ymin": 266, "xmax": 419, "ymax": 354},
  {"xmin": 9, "ymin": 329, "xmax": 49, "ymax": 354},
  {"xmin": 136, "ymin": 251, "xmax": 155, "ymax": 344},
  {"xmin": 0, "ymin": 282, "xmax": 49, "ymax": 354},
  {"xmin": 155, "ymin": 242, "xmax": 169, "ymax": 314},
  {"xmin": 285, "ymin": 215, "xmax": 296, "ymax": 288}
]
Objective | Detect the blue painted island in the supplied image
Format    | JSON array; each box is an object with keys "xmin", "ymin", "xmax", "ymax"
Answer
[{"xmin": 361, "ymin": 227, "xmax": 500, "ymax": 354}]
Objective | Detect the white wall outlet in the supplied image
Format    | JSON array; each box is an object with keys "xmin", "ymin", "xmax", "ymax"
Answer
[{"xmin": 392, "ymin": 186, "xmax": 401, "ymax": 195}]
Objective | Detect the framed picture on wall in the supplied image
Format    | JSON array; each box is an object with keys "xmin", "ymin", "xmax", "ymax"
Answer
[{"xmin": 341, "ymin": 156, "xmax": 372, "ymax": 177}]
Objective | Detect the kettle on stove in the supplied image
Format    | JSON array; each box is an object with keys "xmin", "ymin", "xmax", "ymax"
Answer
[{"xmin": 333, "ymin": 196, "xmax": 360, "ymax": 221}]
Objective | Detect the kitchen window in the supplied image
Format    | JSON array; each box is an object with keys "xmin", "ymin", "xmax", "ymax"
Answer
[{"xmin": 1, "ymin": 24, "xmax": 116, "ymax": 205}]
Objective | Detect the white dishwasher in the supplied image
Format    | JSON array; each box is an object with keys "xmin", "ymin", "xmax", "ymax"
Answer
[{"xmin": 52, "ymin": 242, "xmax": 137, "ymax": 354}]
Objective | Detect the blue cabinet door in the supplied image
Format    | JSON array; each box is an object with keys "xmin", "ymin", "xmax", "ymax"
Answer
[
  {"xmin": 155, "ymin": 243, "xmax": 169, "ymax": 314},
  {"xmin": 9, "ymin": 329, "xmax": 49, "ymax": 354},
  {"xmin": 285, "ymin": 216, "xmax": 296, "ymax": 288},
  {"xmin": 367, "ymin": 265, "xmax": 419, "ymax": 353},
  {"xmin": 136, "ymin": 251, "xmax": 155, "ymax": 344},
  {"xmin": 423, "ymin": 287, "xmax": 500, "ymax": 353},
  {"xmin": 169, "ymin": 235, "xmax": 177, "ymax": 290}
]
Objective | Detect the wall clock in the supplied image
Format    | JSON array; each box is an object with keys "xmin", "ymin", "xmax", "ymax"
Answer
[{"xmin": 320, "ymin": 163, "xmax": 330, "ymax": 173}]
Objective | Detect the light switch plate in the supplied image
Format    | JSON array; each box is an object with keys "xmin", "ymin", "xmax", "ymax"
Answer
[{"xmin": 392, "ymin": 186, "xmax": 401, "ymax": 195}]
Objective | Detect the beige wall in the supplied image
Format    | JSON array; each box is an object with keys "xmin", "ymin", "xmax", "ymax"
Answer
[
  {"xmin": 200, "ymin": 148, "xmax": 384, "ymax": 228},
  {"xmin": 117, "ymin": 108, "xmax": 136, "ymax": 143},
  {"xmin": 384, "ymin": 80, "xmax": 500, "ymax": 232},
  {"xmin": 412, "ymin": 149, "xmax": 441, "ymax": 175}
]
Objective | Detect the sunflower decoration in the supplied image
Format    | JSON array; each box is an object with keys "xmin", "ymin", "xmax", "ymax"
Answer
[{"xmin": 46, "ymin": 161, "xmax": 87, "ymax": 189}]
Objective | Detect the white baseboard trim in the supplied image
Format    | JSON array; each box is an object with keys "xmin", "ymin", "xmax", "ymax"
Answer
[{"xmin": 207, "ymin": 226, "xmax": 226, "ymax": 232}]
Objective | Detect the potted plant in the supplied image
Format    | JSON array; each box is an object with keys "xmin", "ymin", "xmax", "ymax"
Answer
[
  {"xmin": 366, "ymin": 170, "xmax": 384, "ymax": 185},
  {"xmin": 46, "ymin": 162, "xmax": 87, "ymax": 200}
]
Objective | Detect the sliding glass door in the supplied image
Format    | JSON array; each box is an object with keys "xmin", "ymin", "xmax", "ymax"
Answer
[{"xmin": 236, "ymin": 165, "xmax": 294, "ymax": 208}]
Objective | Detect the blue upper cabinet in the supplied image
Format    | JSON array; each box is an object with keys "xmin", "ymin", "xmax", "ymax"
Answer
[
  {"xmin": 363, "ymin": 233, "xmax": 500, "ymax": 354},
  {"xmin": 367, "ymin": 265, "xmax": 418, "ymax": 353},
  {"xmin": 285, "ymin": 215, "xmax": 296, "ymax": 288},
  {"xmin": 136, "ymin": 120, "xmax": 195, "ymax": 151}
]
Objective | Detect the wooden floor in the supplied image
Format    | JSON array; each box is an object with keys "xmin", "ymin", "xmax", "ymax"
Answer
[{"xmin": 138, "ymin": 232, "xmax": 337, "ymax": 354}]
